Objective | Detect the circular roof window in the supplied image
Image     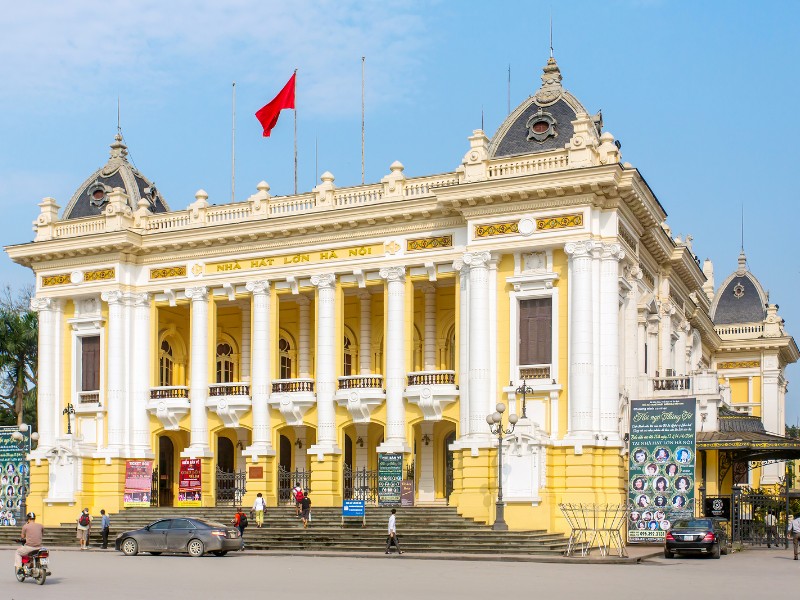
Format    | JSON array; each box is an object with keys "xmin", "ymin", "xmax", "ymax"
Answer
[
  {"xmin": 525, "ymin": 110, "xmax": 557, "ymax": 143},
  {"xmin": 87, "ymin": 181, "xmax": 110, "ymax": 207}
]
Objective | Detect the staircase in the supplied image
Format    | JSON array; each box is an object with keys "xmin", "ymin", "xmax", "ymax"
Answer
[{"xmin": 8, "ymin": 507, "xmax": 568, "ymax": 555}]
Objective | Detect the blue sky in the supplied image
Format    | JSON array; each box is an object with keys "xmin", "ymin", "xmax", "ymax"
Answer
[{"xmin": 1, "ymin": 1, "xmax": 798, "ymax": 421}]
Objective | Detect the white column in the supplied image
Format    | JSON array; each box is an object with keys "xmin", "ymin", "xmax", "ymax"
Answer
[
  {"xmin": 378, "ymin": 266, "xmax": 410, "ymax": 453},
  {"xmin": 354, "ymin": 423, "xmax": 369, "ymax": 470},
  {"xmin": 297, "ymin": 296, "xmax": 311, "ymax": 378},
  {"xmin": 309, "ymin": 274, "xmax": 339, "ymax": 454},
  {"xmin": 423, "ymin": 285, "xmax": 437, "ymax": 371},
  {"xmin": 101, "ymin": 290, "xmax": 125, "ymax": 451},
  {"xmin": 599, "ymin": 244, "xmax": 624, "ymax": 437},
  {"xmin": 455, "ymin": 262, "xmax": 470, "ymax": 438},
  {"xmin": 245, "ymin": 281, "xmax": 274, "ymax": 457},
  {"xmin": 762, "ymin": 370, "xmax": 782, "ymax": 483},
  {"xmin": 418, "ymin": 421, "xmax": 435, "ymax": 502},
  {"xmin": 674, "ymin": 323, "xmax": 688, "ymax": 375},
  {"xmin": 358, "ymin": 292, "xmax": 372, "ymax": 374},
  {"xmin": 240, "ymin": 301, "xmax": 251, "ymax": 382},
  {"xmin": 131, "ymin": 293, "xmax": 153, "ymax": 456},
  {"xmin": 464, "ymin": 251, "xmax": 492, "ymax": 439},
  {"xmin": 565, "ymin": 241, "xmax": 595, "ymax": 437},
  {"xmin": 624, "ymin": 274, "xmax": 640, "ymax": 397},
  {"xmin": 659, "ymin": 277, "xmax": 673, "ymax": 375},
  {"xmin": 184, "ymin": 287, "xmax": 212, "ymax": 456},
  {"xmin": 30, "ymin": 298, "xmax": 60, "ymax": 451}
]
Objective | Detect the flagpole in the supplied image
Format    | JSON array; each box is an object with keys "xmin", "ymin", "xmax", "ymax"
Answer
[
  {"xmin": 232, "ymin": 81, "xmax": 236, "ymax": 203},
  {"xmin": 294, "ymin": 69, "xmax": 298, "ymax": 195},
  {"xmin": 361, "ymin": 56, "xmax": 365, "ymax": 185},
  {"xmin": 507, "ymin": 64, "xmax": 511, "ymax": 115}
]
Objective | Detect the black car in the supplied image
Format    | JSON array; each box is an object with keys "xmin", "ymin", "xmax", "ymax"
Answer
[
  {"xmin": 115, "ymin": 518, "xmax": 242, "ymax": 557},
  {"xmin": 664, "ymin": 517, "xmax": 728, "ymax": 559}
]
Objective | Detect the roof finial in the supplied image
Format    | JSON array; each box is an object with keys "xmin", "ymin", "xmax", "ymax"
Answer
[
  {"xmin": 737, "ymin": 203, "xmax": 747, "ymax": 275},
  {"xmin": 549, "ymin": 11, "xmax": 554, "ymax": 59},
  {"xmin": 117, "ymin": 96, "xmax": 121, "ymax": 137}
]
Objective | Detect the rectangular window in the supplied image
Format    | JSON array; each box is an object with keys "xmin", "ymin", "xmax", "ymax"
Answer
[
  {"xmin": 280, "ymin": 356, "xmax": 292, "ymax": 380},
  {"xmin": 81, "ymin": 335, "xmax": 101, "ymax": 391},
  {"xmin": 343, "ymin": 353, "xmax": 353, "ymax": 377},
  {"xmin": 518, "ymin": 298, "xmax": 552, "ymax": 365}
]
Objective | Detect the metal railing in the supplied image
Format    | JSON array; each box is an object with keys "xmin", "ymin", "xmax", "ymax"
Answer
[
  {"xmin": 559, "ymin": 503, "xmax": 628, "ymax": 557},
  {"xmin": 278, "ymin": 466, "xmax": 311, "ymax": 505},
  {"xmin": 343, "ymin": 465, "xmax": 378, "ymax": 504},
  {"xmin": 215, "ymin": 466, "xmax": 247, "ymax": 507},
  {"xmin": 652, "ymin": 376, "xmax": 692, "ymax": 391},
  {"xmin": 209, "ymin": 382, "xmax": 250, "ymax": 396},
  {"xmin": 407, "ymin": 370, "xmax": 456, "ymax": 386}
]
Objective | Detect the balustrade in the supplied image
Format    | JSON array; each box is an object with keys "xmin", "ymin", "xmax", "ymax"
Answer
[
  {"xmin": 338, "ymin": 375, "xmax": 384, "ymax": 390},
  {"xmin": 271, "ymin": 379, "xmax": 315, "ymax": 393},
  {"xmin": 407, "ymin": 370, "xmax": 456, "ymax": 386},
  {"xmin": 209, "ymin": 382, "xmax": 250, "ymax": 396},
  {"xmin": 149, "ymin": 386, "xmax": 189, "ymax": 399}
]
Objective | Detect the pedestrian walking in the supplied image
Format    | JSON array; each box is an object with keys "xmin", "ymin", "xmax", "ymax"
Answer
[
  {"xmin": 76, "ymin": 508, "xmax": 92, "ymax": 550},
  {"xmin": 765, "ymin": 510, "xmax": 778, "ymax": 548},
  {"xmin": 385, "ymin": 508, "xmax": 403, "ymax": 554},
  {"xmin": 252, "ymin": 492, "xmax": 266, "ymax": 528},
  {"xmin": 292, "ymin": 483, "xmax": 304, "ymax": 517},
  {"xmin": 100, "ymin": 509, "xmax": 110, "ymax": 549},
  {"xmin": 301, "ymin": 493, "xmax": 311, "ymax": 529},
  {"xmin": 787, "ymin": 514, "xmax": 800, "ymax": 559}
]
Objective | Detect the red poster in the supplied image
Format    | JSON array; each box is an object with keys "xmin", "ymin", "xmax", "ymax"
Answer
[
  {"xmin": 178, "ymin": 459, "xmax": 202, "ymax": 507},
  {"xmin": 124, "ymin": 460, "xmax": 153, "ymax": 507}
]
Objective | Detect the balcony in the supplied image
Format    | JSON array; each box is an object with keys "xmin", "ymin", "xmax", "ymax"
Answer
[
  {"xmin": 268, "ymin": 379, "xmax": 316, "ymax": 426},
  {"xmin": 652, "ymin": 375, "xmax": 692, "ymax": 392},
  {"xmin": 147, "ymin": 386, "xmax": 190, "ymax": 430},
  {"xmin": 206, "ymin": 382, "xmax": 252, "ymax": 428},
  {"xmin": 404, "ymin": 370, "xmax": 459, "ymax": 421},
  {"xmin": 74, "ymin": 390, "xmax": 104, "ymax": 414},
  {"xmin": 336, "ymin": 375, "xmax": 385, "ymax": 424},
  {"xmin": 518, "ymin": 364, "xmax": 552, "ymax": 381}
]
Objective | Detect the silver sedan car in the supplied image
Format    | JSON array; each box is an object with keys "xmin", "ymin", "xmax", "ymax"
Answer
[{"xmin": 115, "ymin": 518, "xmax": 242, "ymax": 557}]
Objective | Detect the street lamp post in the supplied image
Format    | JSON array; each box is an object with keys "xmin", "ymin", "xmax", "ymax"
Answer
[
  {"xmin": 62, "ymin": 403, "xmax": 75, "ymax": 435},
  {"xmin": 10, "ymin": 424, "xmax": 39, "ymax": 521},
  {"xmin": 514, "ymin": 379, "xmax": 533, "ymax": 419},
  {"xmin": 486, "ymin": 402, "xmax": 519, "ymax": 531}
]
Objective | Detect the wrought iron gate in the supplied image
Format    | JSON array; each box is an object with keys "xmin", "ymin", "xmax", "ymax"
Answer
[
  {"xmin": 215, "ymin": 467, "xmax": 246, "ymax": 506},
  {"xmin": 278, "ymin": 466, "xmax": 311, "ymax": 505},
  {"xmin": 343, "ymin": 465, "xmax": 378, "ymax": 504},
  {"xmin": 150, "ymin": 466, "xmax": 159, "ymax": 507},
  {"xmin": 730, "ymin": 491, "xmax": 788, "ymax": 547}
]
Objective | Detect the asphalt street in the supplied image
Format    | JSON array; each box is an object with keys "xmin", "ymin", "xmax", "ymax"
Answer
[{"xmin": 0, "ymin": 548, "xmax": 796, "ymax": 599}]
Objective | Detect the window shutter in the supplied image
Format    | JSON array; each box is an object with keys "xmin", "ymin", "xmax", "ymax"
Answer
[
  {"xmin": 518, "ymin": 299, "xmax": 552, "ymax": 365},
  {"xmin": 81, "ymin": 336, "xmax": 101, "ymax": 391}
]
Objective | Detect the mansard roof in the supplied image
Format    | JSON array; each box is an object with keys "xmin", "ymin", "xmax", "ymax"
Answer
[{"xmin": 711, "ymin": 251, "xmax": 768, "ymax": 325}]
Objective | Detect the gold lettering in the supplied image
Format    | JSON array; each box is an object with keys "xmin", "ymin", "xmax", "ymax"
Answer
[
  {"xmin": 349, "ymin": 248, "xmax": 358, "ymax": 257},
  {"xmin": 320, "ymin": 251, "xmax": 338, "ymax": 260},
  {"xmin": 284, "ymin": 254, "xmax": 310, "ymax": 264}
]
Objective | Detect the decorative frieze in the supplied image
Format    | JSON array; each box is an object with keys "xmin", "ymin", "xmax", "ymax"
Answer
[
  {"xmin": 150, "ymin": 265, "xmax": 187, "ymax": 279},
  {"xmin": 619, "ymin": 224, "xmax": 638, "ymax": 251},
  {"xmin": 475, "ymin": 213, "xmax": 583, "ymax": 238},
  {"xmin": 718, "ymin": 361, "xmax": 760, "ymax": 369},
  {"xmin": 475, "ymin": 222, "xmax": 518, "ymax": 238},
  {"xmin": 84, "ymin": 268, "xmax": 115, "ymax": 282},
  {"xmin": 42, "ymin": 273, "xmax": 70, "ymax": 287},
  {"xmin": 640, "ymin": 265, "xmax": 655, "ymax": 288},
  {"xmin": 536, "ymin": 213, "xmax": 583, "ymax": 231},
  {"xmin": 406, "ymin": 234, "xmax": 453, "ymax": 252},
  {"xmin": 205, "ymin": 243, "xmax": 384, "ymax": 274}
]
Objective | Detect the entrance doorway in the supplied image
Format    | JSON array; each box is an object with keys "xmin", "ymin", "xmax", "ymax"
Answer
[
  {"xmin": 444, "ymin": 431, "xmax": 456, "ymax": 503},
  {"xmin": 158, "ymin": 437, "xmax": 174, "ymax": 507},
  {"xmin": 217, "ymin": 437, "xmax": 234, "ymax": 473}
]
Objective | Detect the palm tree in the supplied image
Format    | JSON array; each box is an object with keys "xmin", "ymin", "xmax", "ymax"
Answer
[{"xmin": 0, "ymin": 305, "xmax": 38, "ymax": 426}]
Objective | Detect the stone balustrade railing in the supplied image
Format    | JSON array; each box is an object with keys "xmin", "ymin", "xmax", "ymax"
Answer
[
  {"xmin": 77, "ymin": 391, "xmax": 100, "ymax": 404},
  {"xmin": 518, "ymin": 364, "xmax": 551, "ymax": 380},
  {"xmin": 487, "ymin": 151, "xmax": 569, "ymax": 179},
  {"xmin": 407, "ymin": 370, "xmax": 456, "ymax": 386},
  {"xmin": 652, "ymin": 376, "xmax": 692, "ymax": 392},
  {"xmin": 149, "ymin": 386, "xmax": 190, "ymax": 399},
  {"xmin": 209, "ymin": 382, "xmax": 250, "ymax": 396},
  {"xmin": 271, "ymin": 379, "xmax": 315, "ymax": 393},
  {"xmin": 337, "ymin": 375, "xmax": 384, "ymax": 390}
]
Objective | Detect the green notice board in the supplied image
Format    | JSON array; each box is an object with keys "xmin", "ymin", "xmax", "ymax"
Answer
[{"xmin": 378, "ymin": 453, "xmax": 403, "ymax": 506}]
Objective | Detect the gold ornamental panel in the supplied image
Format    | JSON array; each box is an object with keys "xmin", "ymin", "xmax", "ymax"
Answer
[
  {"xmin": 150, "ymin": 266, "xmax": 188, "ymax": 280},
  {"xmin": 535, "ymin": 213, "xmax": 583, "ymax": 231},
  {"xmin": 407, "ymin": 235, "xmax": 453, "ymax": 252},
  {"xmin": 718, "ymin": 361, "xmax": 760, "ymax": 369},
  {"xmin": 474, "ymin": 222, "xmax": 519, "ymax": 238},
  {"xmin": 84, "ymin": 268, "xmax": 115, "ymax": 282},
  {"xmin": 41, "ymin": 273, "xmax": 70, "ymax": 287}
]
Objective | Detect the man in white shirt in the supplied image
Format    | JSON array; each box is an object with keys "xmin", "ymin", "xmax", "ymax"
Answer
[
  {"xmin": 786, "ymin": 514, "xmax": 800, "ymax": 559},
  {"xmin": 385, "ymin": 508, "xmax": 403, "ymax": 555},
  {"xmin": 765, "ymin": 511, "xmax": 777, "ymax": 548}
]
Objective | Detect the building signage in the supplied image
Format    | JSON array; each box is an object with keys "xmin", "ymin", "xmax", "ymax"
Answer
[
  {"xmin": 205, "ymin": 243, "xmax": 385, "ymax": 275},
  {"xmin": 342, "ymin": 499, "xmax": 366, "ymax": 518},
  {"xmin": 628, "ymin": 398, "xmax": 696, "ymax": 543},
  {"xmin": 378, "ymin": 453, "xmax": 403, "ymax": 506},
  {"xmin": 400, "ymin": 480, "xmax": 415, "ymax": 507},
  {"xmin": 123, "ymin": 460, "xmax": 153, "ymax": 507},
  {"xmin": 0, "ymin": 427, "xmax": 29, "ymax": 527},
  {"xmin": 704, "ymin": 497, "xmax": 731, "ymax": 520},
  {"xmin": 177, "ymin": 458, "xmax": 202, "ymax": 507}
]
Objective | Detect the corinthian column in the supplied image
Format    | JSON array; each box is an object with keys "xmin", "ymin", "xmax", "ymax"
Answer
[
  {"xmin": 101, "ymin": 290, "xmax": 125, "ymax": 452},
  {"xmin": 131, "ymin": 293, "xmax": 154, "ymax": 456},
  {"xmin": 377, "ymin": 266, "xmax": 410, "ymax": 453},
  {"xmin": 245, "ymin": 280, "xmax": 274, "ymax": 457},
  {"xmin": 565, "ymin": 241, "xmax": 595, "ymax": 437},
  {"xmin": 599, "ymin": 244, "xmax": 624, "ymax": 437},
  {"xmin": 183, "ymin": 287, "xmax": 212, "ymax": 457},
  {"xmin": 30, "ymin": 298, "xmax": 61, "ymax": 451},
  {"xmin": 309, "ymin": 274, "xmax": 339, "ymax": 454},
  {"xmin": 464, "ymin": 251, "xmax": 491, "ymax": 439},
  {"xmin": 297, "ymin": 296, "xmax": 311, "ymax": 378}
]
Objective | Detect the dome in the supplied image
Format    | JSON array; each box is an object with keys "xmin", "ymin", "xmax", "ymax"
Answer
[
  {"xmin": 710, "ymin": 251, "xmax": 768, "ymax": 325},
  {"xmin": 489, "ymin": 56, "xmax": 602, "ymax": 159},
  {"xmin": 61, "ymin": 134, "xmax": 169, "ymax": 220}
]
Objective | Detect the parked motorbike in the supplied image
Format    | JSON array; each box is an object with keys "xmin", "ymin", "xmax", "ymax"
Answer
[{"xmin": 15, "ymin": 541, "xmax": 49, "ymax": 585}]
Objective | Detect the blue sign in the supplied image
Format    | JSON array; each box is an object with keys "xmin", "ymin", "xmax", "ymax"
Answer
[{"xmin": 342, "ymin": 499, "xmax": 365, "ymax": 517}]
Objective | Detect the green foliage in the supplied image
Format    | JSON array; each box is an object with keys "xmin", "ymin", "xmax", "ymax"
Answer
[
  {"xmin": 0, "ymin": 285, "xmax": 37, "ymax": 429},
  {"xmin": 786, "ymin": 424, "xmax": 800, "ymax": 440}
]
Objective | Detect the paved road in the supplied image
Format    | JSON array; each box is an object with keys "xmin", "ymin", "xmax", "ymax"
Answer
[{"xmin": 0, "ymin": 548, "xmax": 797, "ymax": 599}]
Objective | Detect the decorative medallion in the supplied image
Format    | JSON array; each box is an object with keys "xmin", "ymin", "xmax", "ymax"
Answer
[
  {"xmin": 406, "ymin": 235, "xmax": 453, "ymax": 252},
  {"xmin": 526, "ymin": 108, "xmax": 557, "ymax": 142},
  {"xmin": 475, "ymin": 222, "xmax": 519, "ymax": 238},
  {"xmin": 84, "ymin": 268, "xmax": 115, "ymax": 282},
  {"xmin": 385, "ymin": 240, "xmax": 401, "ymax": 255},
  {"xmin": 536, "ymin": 213, "xmax": 583, "ymax": 231},
  {"xmin": 191, "ymin": 264, "xmax": 204, "ymax": 277},
  {"xmin": 42, "ymin": 273, "xmax": 71, "ymax": 287},
  {"xmin": 151, "ymin": 265, "xmax": 188, "ymax": 280},
  {"xmin": 733, "ymin": 283, "xmax": 745, "ymax": 299},
  {"xmin": 517, "ymin": 218, "xmax": 535, "ymax": 237},
  {"xmin": 718, "ymin": 361, "xmax": 760, "ymax": 369}
]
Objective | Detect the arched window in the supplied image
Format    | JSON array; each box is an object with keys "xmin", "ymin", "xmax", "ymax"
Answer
[
  {"xmin": 216, "ymin": 343, "xmax": 235, "ymax": 383},
  {"xmin": 159, "ymin": 340, "xmax": 174, "ymax": 386},
  {"xmin": 279, "ymin": 337, "xmax": 293, "ymax": 379},
  {"xmin": 343, "ymin": 334, "xmax": 354, "ymax": 376},
  {"xmin": 444, "ymin": 325, "xmax": 456, "ymax": 371}
]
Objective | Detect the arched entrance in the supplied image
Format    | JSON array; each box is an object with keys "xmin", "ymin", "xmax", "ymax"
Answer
[
  {"xmin": 279, "ymin": 435, "xmax": 292, "ymax": 472},
  {"xmin": 158, "ymin": 437, "xmax": 174, "ymax": 507},
  {"xmin": 217, "ymin": 437, "xmax": 234, "ymax": 473},
  {"xmin": 444, "ymin": 431, "xmax": 456, "ymax": 502}
]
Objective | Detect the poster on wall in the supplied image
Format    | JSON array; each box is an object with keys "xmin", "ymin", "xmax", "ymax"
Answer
[
  {"xmin": 123, "ymin": 460, "xmax": 153, "ymax": 507},
  {"xmin": 0, "ymin": 427, "xmax": 29, "ymax": 527},
  {"xmin": 377, "ymin": 453, "xmax": 402, "ymax": 506},
  {"xmin": 628, "ymin": 398, "xmax": 696, "ymax": 543},
  {"xmin": 177, "ymin": 458, "xmax": 202, "ymax": 507}
]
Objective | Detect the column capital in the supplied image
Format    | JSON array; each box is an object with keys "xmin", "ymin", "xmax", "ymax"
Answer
[
  {"xmin": 185, "ymin": 286, "xmax": 209, "ymax": 301},
  {"xmin": 600, "ymin": 243, "xmax": 625, "ymax": 261},
  {"xmin": 132, "ymin": 292, "xmax": 150, "ymax": 308},
  {"xmin": 100, "ymin": 290, "xmax": 124, "ymax": 304},
  {"xmin": 564, "ymin": 240, "xmax": 598, "ymax": 258},
  {"xmin": 30, "ymin": 297, "xmax": 60, "ymax": 312},
  {"xmin": 379, "ymin": 266, "xmax": 405, "ymax": 282},
  {"xmin": 461, "ymin": 251, "xmax": 491, "ymax": 269},
  {"xmin": 245, "ymin": 280, "xmax": 270, "ymax": 295},
  {"xmin": 310, "ymin": 273, "xmax": 336, "ymax": 289}
]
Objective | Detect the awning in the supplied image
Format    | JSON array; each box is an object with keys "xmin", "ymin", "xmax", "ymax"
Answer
[{"xmin": 697, "ymin": 430, "xmax": 800, "ymax": 462}]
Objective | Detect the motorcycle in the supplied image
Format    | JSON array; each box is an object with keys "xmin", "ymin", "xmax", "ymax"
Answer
[{"xmin": 15, "ymin": 541, "xmax": 49, "ymax": 585}]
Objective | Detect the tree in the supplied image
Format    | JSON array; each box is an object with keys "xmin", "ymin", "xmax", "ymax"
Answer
[{"xmin": 0, "ymin": 285, "xmax": 37, "ymax": 427}]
